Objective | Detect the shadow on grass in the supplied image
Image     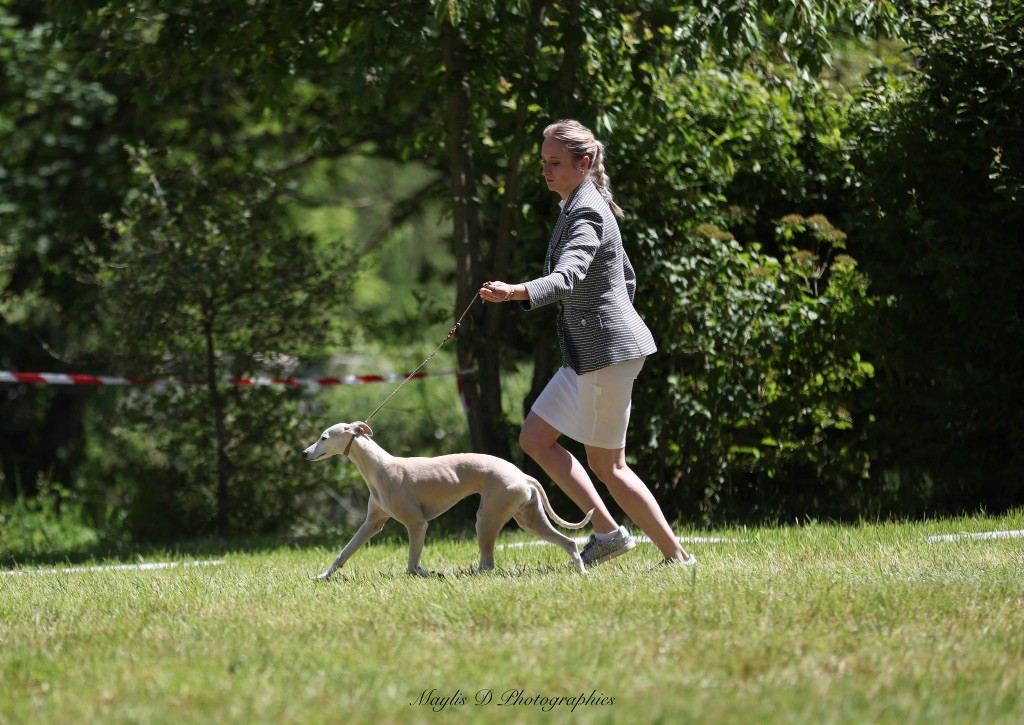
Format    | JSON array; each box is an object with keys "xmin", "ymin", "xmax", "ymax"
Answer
[
  {"xmin": 310, "ymin": 559, "xmax": 577, "ymax": 584},
  {"xmin": 4, "ymin": 489, "xmax": 611, "ymax": 572},
  {"xmin": 0, "ymin": 535, "xmax": 318, "ymax": 571},
  {"xmin": 0, "ymin": 509, "xmax": 496, "ymax": 572}
]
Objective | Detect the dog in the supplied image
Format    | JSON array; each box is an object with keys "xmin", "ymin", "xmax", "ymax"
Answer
[{"xmin": 302, "ymin": 421, "xmax": 591, "ymax": 578}]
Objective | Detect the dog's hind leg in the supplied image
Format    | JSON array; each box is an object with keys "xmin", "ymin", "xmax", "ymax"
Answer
[
  {"xmin": 317, "ymin": 502, "xmax": 390, "ymax": 580},
  {"xmin": 514, "ymin": 494, "xmax": 587, "ymax": 575},
  {"xmin": 475, "ymin": 491, "xmax": 529, "ymax": 573}
]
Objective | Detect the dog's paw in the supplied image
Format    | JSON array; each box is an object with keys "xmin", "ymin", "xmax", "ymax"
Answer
[
  {"xmin": 408, "ymin": 566, "xmax": 442, "ymax": 578},
  {"xmin": 313, "ymin": 570, "xmax": 334, "ymax": 581}
]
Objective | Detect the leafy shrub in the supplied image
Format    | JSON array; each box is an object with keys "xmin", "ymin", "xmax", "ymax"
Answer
[
  {"xmin": 849, "ymin": 1, "xmax": 1024, "ymax": 514},
  {"xmin": 78, "ymin": 386, "xmax": 343, "ymax": 541},
  {"xmin": 634, "ymin": 216, "xmax": 874, "ymax": 524},
  {"xmin": 609, "ymin": 66, "xmax": 875, "ymax": 523},
  {"xmin": 0, "ymin": 483, "xmax": 106, "ymax": 558},
  {"xmin": 83, "ymin": 148, "xmax": 356, "ymax": 538}
]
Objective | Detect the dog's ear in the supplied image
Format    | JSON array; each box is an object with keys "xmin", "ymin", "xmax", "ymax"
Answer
[{"xmin": 356, "ymin": 421, "xmax": 373, "ymax": 437}]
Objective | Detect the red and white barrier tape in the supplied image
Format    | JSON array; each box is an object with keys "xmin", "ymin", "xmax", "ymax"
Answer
[{"xmin": 0, "ymin": 369, "xmax": 472, "ymax": 388}]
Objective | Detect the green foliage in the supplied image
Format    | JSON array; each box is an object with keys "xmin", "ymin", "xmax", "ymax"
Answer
[
  {"xmin": 849, "ymin": 0, "xmax": 1024, "ymax": 512},
  {"xmin": 0, "ymin": 2, "xmax": 133, "ymax": 500},
  {"xmin": 84, "ymin": 147, "xmax": 356, "ymax": 537},
  {"xmin": 0, "ymin": 483, "xmax": 106, "ymax": 557},
  {"xmin": 94, "ymin": 146, "xmax": 349, "ymax": 374},
  {"xmin": 606, "ymin": 63, "xmax": 875, "ymax": 523},
  {"xmin": 290, "ymin": 155, "xmax": 455, "ymax": 348},
  {"xmin": 78, "ymin": 386, "xmax": 336, "ymax": 540},
  {"xmin": 637, "ymin": 217, "xmax": 874, "ymax": 523}
]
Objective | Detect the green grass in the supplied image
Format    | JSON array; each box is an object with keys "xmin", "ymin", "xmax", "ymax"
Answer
[{"xmin": 2, "ymin": 512, "xmax": 1023, "ymax": 724}]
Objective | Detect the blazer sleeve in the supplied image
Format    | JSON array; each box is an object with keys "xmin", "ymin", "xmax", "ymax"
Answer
[{"xmin": 522, "ymin": 208, "xmax": 603, "ymax": 309}]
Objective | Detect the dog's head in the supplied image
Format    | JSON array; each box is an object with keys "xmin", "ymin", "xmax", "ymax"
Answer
[{"xmin": 302, "ymin": 421, "xmax": 373, "ymax": 461}]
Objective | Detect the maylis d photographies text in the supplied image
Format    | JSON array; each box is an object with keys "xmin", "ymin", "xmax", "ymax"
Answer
[{"xmin": 411, "ymin": 688, "xmax": 616, "ymax": 713}]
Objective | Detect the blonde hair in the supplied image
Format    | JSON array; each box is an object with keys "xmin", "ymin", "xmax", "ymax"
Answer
[{"xmin": 543, "ymin": 119, "xmax": 624, "ymax": 219}]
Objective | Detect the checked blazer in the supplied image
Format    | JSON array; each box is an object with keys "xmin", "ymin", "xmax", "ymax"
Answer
[{"xmin": 521, "ymin": 180, "xmax": 657, "ymax": 375}]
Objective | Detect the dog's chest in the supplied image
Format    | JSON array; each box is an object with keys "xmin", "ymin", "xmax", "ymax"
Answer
[{"xmin": 373, "ymin": 464, "xmax": 472, "ymax": 522}]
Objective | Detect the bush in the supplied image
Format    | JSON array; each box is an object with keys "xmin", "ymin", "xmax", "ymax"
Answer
[
  {"xmin": 849, "ymin": 1, "xmax": 1024, "ymax": 514},
  {"xmin": 0, "ymin": 483, "xmax": 107, "ymax": 558},
  {"xmin": 83, "ymin": 148, "xmax": 356, "ymax": 538},
  {"xmin": 634, "ymin": 216, "xmax": 874, "ymax": 524},
  {"xmin": 610, "ymin": 66, "xmax": 875, "ymax": 524},
  {"xmin": 77, "ymin": 384, "xmax": 355, "ymax": 542}
]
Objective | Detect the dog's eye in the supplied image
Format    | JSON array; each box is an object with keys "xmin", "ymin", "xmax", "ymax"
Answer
[{"xmin": 321, "ymin": 434, "xmax": 328, "ymax": 440}]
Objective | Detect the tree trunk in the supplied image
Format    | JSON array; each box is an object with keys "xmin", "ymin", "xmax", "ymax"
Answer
[
  {"xmin": 525, "ymin": 12, "xmax": 581, "ymax": 411},
  {"xmin": 441, "ymin": 17, "xmax": 509, "ymax": 459},
  {"xmin": 203, "ymin": 314, "xmax": 231, "ymax": 534},
  {"xmin": 490, "ymin": 0, "xmax": 547, "ymax": 341},
  {"xmin": 496, "ymin": 0, "xmax": 556, "ymax": 466}
]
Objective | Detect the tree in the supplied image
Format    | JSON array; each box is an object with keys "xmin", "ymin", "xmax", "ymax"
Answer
[
  {"xmin": 42, "ymin": 0, "xmax": 900, "ymax": 459},
  {"xmin": 8, "ymin": 0, "xmax": 925, "ymax": 533},
  {"xmin": 850, "ymin": 0, "xmax": 1024, "ymax": 513},
  {"xmin": 0, "ymin": 0, "xmax": 134, "ymax": 500},
  {"xmin": 88, "ymin": 147, "xmax": 354, "ymax": 535}
]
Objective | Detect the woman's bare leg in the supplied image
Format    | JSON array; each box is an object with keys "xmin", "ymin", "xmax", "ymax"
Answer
[
  {"xmin": 519, "ymin": 412, "xmax": 619, "ymax": 534},
  {"xmin": 585, "ymin": 445, "xmax": 691, "ymax": 562}
]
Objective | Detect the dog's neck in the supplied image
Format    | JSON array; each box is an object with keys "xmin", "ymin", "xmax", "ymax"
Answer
[{"xmin": 345, "ymin": 434, "xmax": 391, "ymax": 479}]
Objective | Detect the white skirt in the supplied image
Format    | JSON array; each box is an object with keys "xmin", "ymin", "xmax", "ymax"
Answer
[{"xmin": 531, "ymin": 357, "xmax": 646, "ymax": 449}]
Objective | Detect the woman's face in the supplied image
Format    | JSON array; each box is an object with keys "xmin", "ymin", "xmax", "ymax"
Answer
[{"xmin": 541, "ymin": 138, "xmax": 588, "ymax": 199}]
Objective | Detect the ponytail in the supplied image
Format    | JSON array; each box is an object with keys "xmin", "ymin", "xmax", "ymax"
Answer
[{"xmin": 591, "ymin": 140, "xmax": 624, "ymax": 220}]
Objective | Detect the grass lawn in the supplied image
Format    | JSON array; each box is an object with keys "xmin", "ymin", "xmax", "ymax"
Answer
[{"xmin": 2, "ymin": 511, "xmax": 1022, "ymax": 724}]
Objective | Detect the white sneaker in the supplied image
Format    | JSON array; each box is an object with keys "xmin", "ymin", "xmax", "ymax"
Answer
[{"xmin": 580, "ymin": 530, "xmax": 636, "ymax": 567}]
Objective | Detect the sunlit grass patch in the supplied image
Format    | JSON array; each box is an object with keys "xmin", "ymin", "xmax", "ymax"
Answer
[{"xmin": 2, "ymin": 512, "xmax": 1022, "ymax": 723}]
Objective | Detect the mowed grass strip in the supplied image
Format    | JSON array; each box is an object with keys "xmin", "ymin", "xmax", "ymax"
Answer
[{"xmin": 1, "ymin": 512, "xmax": 1022, "ymax": 724}]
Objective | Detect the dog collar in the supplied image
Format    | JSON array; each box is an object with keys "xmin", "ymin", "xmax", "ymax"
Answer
[{"xmin": 342, "ymin": 432, "xmax": 358, "ymax": 457}]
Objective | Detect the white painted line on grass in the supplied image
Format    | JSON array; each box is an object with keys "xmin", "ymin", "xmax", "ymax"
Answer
[
  {"xmin": 926, "ymin": 530, "xmax": 1024, "ymax": 543},
  {"xmin": 498, "ymin": 535, "xmax": 740, "ymax": 551},
  {"xmin": 0, "ymin": 559, "xmax": 225, "ymax": 576}
]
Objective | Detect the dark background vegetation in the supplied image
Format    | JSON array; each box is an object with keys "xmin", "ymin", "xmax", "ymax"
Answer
[{"xmin": 2, "ymin": 1, "xmax": 1021, "ymax": 551}]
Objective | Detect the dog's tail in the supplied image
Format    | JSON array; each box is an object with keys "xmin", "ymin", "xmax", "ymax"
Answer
[{"xmin": 526, "ymin": 477, "xmax": 594, "ymax": 530}]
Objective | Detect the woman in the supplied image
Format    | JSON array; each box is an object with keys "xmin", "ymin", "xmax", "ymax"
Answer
[{"xmin": 479, "ymin": 119, "xmax": 696, "ymax": 568}]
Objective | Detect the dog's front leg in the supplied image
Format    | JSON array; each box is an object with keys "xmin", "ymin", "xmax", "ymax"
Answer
[
  {"xmin": 316, "ymin": 504, "xmax": 390, "ymax": 580},
  {"xmin": 405, "ymin": 520, "xmax": 437, "ymax": 577}
]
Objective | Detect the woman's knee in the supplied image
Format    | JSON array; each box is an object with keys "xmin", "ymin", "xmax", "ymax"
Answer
[
  {"xmin": 519, "ymin": 424, "xmax": 549, "ymax": 459},
  {"xmin": 585, "ymin": 455, "xmax": 614, "ymax": 484},
  {"xmin": 520, "ymin": 413, "xmax": 556, "ymax": 457},
  {"xmin": 519, "ymin": 427, "xmax": 539, "ymax": 457},
  {"xmin": 585, "ymin": 446, "xmax": 629, "ymax": 485}
]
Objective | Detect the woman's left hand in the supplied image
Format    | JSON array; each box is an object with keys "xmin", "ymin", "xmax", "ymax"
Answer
[{"xmin": 479, "ymin": 281, "xmax": 514, "ymax": 303}]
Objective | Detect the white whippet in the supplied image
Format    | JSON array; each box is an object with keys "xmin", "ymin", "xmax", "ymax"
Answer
[{"xmin": 303, "ymin": 421, "xmax": 591, "ymax": 578}]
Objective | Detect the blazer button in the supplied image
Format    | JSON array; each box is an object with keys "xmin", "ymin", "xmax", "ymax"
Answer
[{"xmin": 580, "ymin": 318, "xmax": 587, "ymax": 327}]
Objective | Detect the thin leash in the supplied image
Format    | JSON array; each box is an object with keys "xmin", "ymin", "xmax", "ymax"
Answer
[{"xmin": 343, "ymin": 294, "xmax": 480, "ymax": 456}]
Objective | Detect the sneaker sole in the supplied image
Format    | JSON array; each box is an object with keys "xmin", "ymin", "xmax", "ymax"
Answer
[
  {"xmin": 655, "ymin": 554, "xmax": 698, "ymax": 570},
  {"xmin": 584, "ymin": 538, "xmax": 637, "ymax": 567}
]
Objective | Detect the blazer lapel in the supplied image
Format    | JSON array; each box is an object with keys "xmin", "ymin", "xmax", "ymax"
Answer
[
  {"xmin": 544, "ymin": 213, "xmax": 567, "ymax": 274},
  {"xmin": 544, "ymin": 182, "xmax": 588, "ymax": 274}
]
